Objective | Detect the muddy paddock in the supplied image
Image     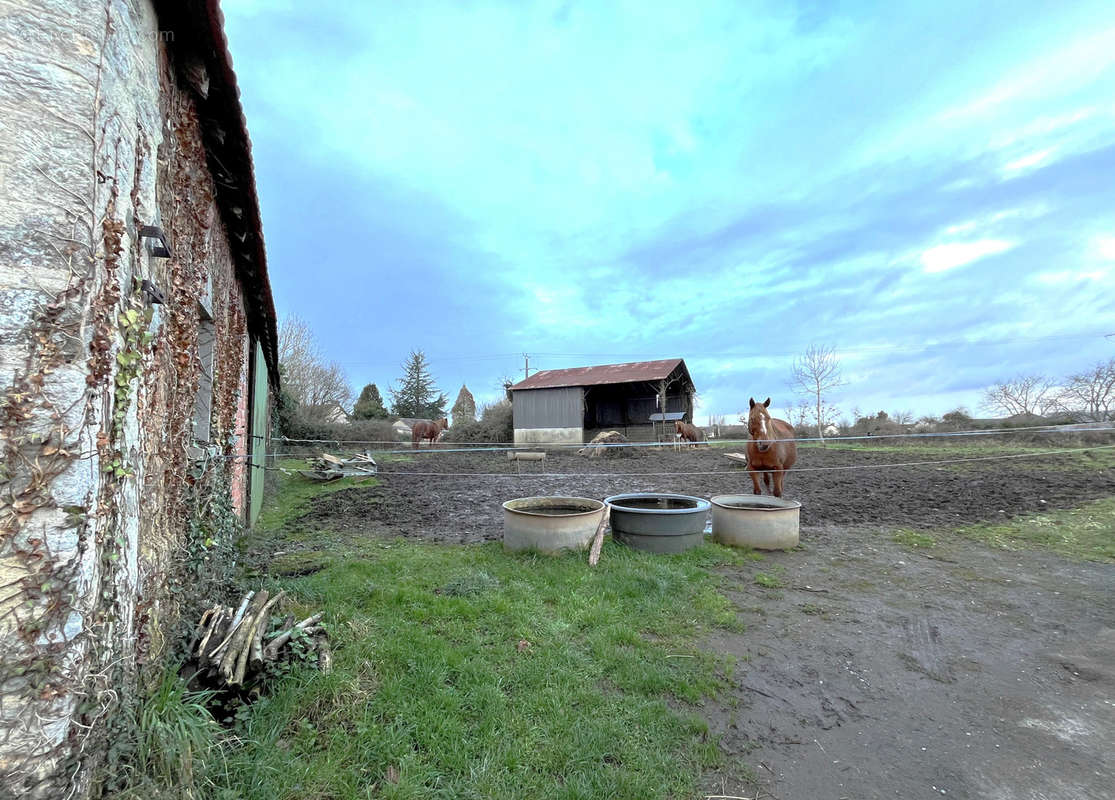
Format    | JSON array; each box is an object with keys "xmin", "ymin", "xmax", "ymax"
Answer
[
  {"xmin": 291, "ymin": 445, "xmax": 1115, "ymax": 800},
  {"xmin": 298, "ymin": 445, "xmax": 1114, "ymax": 544}
]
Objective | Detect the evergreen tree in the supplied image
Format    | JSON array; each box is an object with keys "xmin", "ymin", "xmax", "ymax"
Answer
[
  {"xmin": 352, "ymin": 383, "xmax": 389, "ymax": 419},
  {"xmin": 451, "ymin": 384, "xmax": 477, "ymax": 425},
  {"xmin": 389, "ymin": 350, "xmax": 448, "ymax": 418}
]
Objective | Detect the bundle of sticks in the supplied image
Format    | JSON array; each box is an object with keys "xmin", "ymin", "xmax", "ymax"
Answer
[{"xmin": 188, "ymin": 590, "xmax": 331, "ymax": 688}]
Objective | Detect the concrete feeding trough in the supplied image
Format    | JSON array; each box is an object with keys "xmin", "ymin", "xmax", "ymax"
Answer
[
  {"xmin": 710, "ymin": 495, "xmax": 801, "ymax": 550},
  {"xmin": 502, "ymin": 496, "xmax": 606, "ymax": 555},
  {"xmin": 603, "ymin": 493, "xmax": 711, "ymax": 554}
]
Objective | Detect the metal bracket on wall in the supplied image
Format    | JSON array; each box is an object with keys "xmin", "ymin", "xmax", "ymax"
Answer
[
  {"xmin": 138, "ymin": 224, "xmax": 173, "ymax": 258},
  {"xmin": 141, "ymin": 279, "xmax": 166, "ymax": 305}
]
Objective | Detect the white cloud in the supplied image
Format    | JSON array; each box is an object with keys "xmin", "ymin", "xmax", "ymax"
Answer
[
  {"xmin": 1033, "ymin": 269, "xmax": 1110, "ymax": 285},
  {"xmin": 937, "ymin": 27, "xmax": 1115, "ymax": 123},
  {"xmin": 921, "ymin": 240, "xmax": 1016, "ymax": 273},
  {"xmin": 1096, "ymin": 236, "xmax": 1115, "ymax": 260},
  {"xmin": 944, "ymin": 206, "xmax": 1048, "ymax": 235},
  {"xmin": 1001, "ymin": 148, "xmax": 1055, "ymax": 176}
]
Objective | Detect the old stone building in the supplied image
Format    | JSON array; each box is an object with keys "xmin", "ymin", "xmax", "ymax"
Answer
[{"xmin": 0, "ymin": 1, "xmax": 278, "ymax": 795}]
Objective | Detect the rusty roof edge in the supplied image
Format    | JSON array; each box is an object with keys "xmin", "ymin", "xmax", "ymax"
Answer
[
  {"xmin": 203, "ymin": 0, "xmax": 279, "ymax": 390},
  {"xmin": 153, "ymin": 0, "xmax": 280, "ymax": 392},
  {"xmin": 509, "ymin": 358, "xmax": 691, "ymax": 391}
]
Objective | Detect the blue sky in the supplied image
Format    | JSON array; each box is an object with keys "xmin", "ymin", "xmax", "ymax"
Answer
[{"xmin": 222, "ymin": 0, "xmax": 1115, "ymax": 422}]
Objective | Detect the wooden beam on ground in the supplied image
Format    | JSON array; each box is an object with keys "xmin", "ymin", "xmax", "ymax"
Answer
[{"xmin": 507, "ymin": 451, "xmax": 546, "ymax": 461}]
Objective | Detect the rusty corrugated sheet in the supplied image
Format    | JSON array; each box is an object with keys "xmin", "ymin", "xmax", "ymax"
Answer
[{"xmin": 510, "ymin": 359, "xmax": 686, "ymax": 391}]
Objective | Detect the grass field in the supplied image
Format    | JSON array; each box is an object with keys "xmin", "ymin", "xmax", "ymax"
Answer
[
  {"xmin": 210, "ymin": 468, "xmax": 755, "ymax": 800},
  {"xmin": 141, "ymin": 439, "xmax": 1112, "ymax": 799}
]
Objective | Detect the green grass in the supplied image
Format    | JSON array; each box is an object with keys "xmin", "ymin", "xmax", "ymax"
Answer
[
  {"xmin": 886, "ymin": 496, "xmax": 1115, "ymax": 562},
  {"xmin": 892, "ymin": 529, "xmax": 937, "ymax": 549},
  {"xmin": 954, "ymin": 496, "xmax": 1115, "ymax": 562},
  {"xmin": 217, "ymin": 465, "xmax": 749, "ymax": 799},
  {"xmin": 255, "ymin": 459, "xmax": 379, "ymax": 534},
  {"xmin": 753, "ymin": 571, "xmax": 785, "ymax": 589},
  {"xmin": 108, "ymin": 670, "xmax": 225, "ymax": 799}
]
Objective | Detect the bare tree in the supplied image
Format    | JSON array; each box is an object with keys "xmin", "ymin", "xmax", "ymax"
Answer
[
  {"xmin": 779, "ymin": 399, "xmax": 811, "ymax": 433},
  {"xmin": 278, "ymin": 313, "xmax": 353, "ymax": 414},
  {"xmin": 1056, "ymin": 358, "xmax": 1115, "ymax": 422},
  {"xmin": 890, "ymin": 409, "xmax": 914, "ymax": 427},
  {"xmin": 790, "ymin": 344, "xmax": 844, "ymax": 444},
  {"xmin": 980, "ymin": 374, "xmax": 1057, "ymax": 418}
]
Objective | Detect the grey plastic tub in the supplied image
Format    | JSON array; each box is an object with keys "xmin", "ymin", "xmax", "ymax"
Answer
[
  {"xmin": 710, "ymin": 495, "xmax": 801, "ymax": 550},
  {"xmin": 503, "ymin": 496, "xmax": 606, "ymax": 555},
  {"xmin": 604, "ymin": 493, "xmax": 711, "ymax": 554}
]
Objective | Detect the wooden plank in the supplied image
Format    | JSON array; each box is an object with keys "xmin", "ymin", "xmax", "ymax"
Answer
[{"xmin": 724, "ymin": 452, "xmax": 748, "ymax": 465}]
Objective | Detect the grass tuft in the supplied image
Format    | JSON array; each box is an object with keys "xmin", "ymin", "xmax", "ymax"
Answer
[
  {"xmin": 753, "ymin": 571, "xmax": 785, "ymax": 589},
  {"xmin": 892, "ymin": 529, "xmax": 936, "ymax": 549},
  {"xmin": 109, "ymin": 669, "xmax": 224, "ymax": 799}
]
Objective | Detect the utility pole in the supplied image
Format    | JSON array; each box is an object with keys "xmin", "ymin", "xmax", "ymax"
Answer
[{"xmin": 522, "ymin": 353, "xmax": 531, "ymax": 379}]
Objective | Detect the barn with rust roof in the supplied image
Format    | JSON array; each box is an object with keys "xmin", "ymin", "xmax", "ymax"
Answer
[{"xmin": 508, "ymin": 359, "xmax": 696, "ymax": 444}]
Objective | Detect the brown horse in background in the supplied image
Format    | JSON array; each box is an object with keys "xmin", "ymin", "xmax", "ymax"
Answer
[
  {"xmin": 411, "ymin": 417, "xmax": 448, "ymax": 449},
  {"xmin": 745, "ymin": 397, "xmax": 796, "ymax": 497},
  {"xmin": 675, "ymin": 420, "xmax": 704, "ymax": 447}
]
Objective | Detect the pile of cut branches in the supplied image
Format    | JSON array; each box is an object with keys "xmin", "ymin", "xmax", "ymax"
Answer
[
  {"xmin": 186, "ymin": 590, "xmax": 331, "ymax": 690},
  {"xmin": 298, "ymin": 451, "xmax": 377, "ymax": 481}
]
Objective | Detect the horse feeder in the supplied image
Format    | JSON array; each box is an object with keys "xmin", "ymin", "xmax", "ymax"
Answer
[
  {"xmin": 502, "ymin": 496, "xmax": 607, "ymax": 555},
  {"xmin": 710, "ymin": 495, "xmax": 801, "ymax": 550},
  {"xmin": 603, "ymin": 493, "xmax": 711, "ymax": 554}
]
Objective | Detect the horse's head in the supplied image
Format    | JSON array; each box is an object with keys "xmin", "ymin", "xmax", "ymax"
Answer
[
  {"xmin": 674, "ymin": 420, "xmax": 683, "ymax": 434},
  {"xmin": 438, "ymin": 417, "xmax": 449, "ymax": 430},
  {"xmin": 748, "ymin": 397, "xmax": 773, "ymax": 452}
]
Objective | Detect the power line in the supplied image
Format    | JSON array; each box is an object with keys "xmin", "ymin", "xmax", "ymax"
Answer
[{"xmin": 364, "ymin": 444, "xmax": 1115, "ymax": 478}]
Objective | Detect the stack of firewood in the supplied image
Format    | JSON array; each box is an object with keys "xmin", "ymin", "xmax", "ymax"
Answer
[{"xmin": 188, "ymin": 590, "xmax": 331, "ymax": 688}]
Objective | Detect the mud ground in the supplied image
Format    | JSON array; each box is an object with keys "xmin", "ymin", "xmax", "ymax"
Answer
[
  {"xmin": 292, "ymin": 445, "xmax": 1114, "ymax": 800},
  {"xmin": 298, "ymin": 446, "xmax": 1114, "ymax": 544}
]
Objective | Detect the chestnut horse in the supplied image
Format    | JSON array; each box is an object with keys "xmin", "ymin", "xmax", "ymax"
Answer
[
  {"xmin": 411, "ymin": 417, "xmax": 448, "ymax": 449},
  {"xmin": 675, "ymin": 420, "xmax": 704, "ymax": 447},
  {"xmin": 745, "ymin": 397, "xmax": 796, "ymax": 497}
]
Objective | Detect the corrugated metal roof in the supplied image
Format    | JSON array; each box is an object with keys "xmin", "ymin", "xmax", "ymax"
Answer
[{"xmin": 510, "ymin": 359, "xmax": 687, "ymax": 391}]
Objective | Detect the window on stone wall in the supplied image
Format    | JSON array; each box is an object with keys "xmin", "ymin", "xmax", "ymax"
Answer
[{"xmin": 193, "ymin": 278, "xmax": 215, "ymax": 442}]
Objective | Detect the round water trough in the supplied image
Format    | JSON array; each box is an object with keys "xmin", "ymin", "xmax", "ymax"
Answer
[
  {"xmin": 710, "ymin": 495, "xmax": 801, "ymax": 550},
  {"xmin": 502, "ymin": 496, "xmax": 606, "ymax": 555},
  {"xmin": 604, "ymin": 493, "xmax": 711, "ymax": 554}
]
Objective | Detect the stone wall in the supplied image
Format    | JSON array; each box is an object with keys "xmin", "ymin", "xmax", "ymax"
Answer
[{"xmin": 0, "ymin": 1, "xmax": 256, "ymax": 795}]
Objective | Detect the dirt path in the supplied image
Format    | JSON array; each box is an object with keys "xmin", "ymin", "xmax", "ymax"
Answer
[
  {"xmin": 289, "ymin": 444, "xmax": 1114, "ymax": 799},
  {"xmin": 701, "ymin": 524, "xmax": 1115, "ymax": 800}
]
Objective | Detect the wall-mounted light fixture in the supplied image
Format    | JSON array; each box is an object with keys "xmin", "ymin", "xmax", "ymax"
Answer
[{"xmin": 138, "ymin": 224, "xmax": 172, "ymax": 258}]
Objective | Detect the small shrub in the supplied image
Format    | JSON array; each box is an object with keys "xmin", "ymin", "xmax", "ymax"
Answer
[
  {"xmin": 444, "ymin": 400, "xmax": 512, "ymax": 443},
  {"xmin": 278, "ymin": 413, "xmax": 402, "ymax": 451}
]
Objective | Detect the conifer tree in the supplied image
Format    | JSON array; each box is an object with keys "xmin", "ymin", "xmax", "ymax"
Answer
[
  {"xmin": 389, "ymin": 350, "xmax": 447, "ymax": 418},
  {"xmin": 352, "ymin": 383, "xmax": 389, "ymax": 419},
  {"xmin": 451, "ymin": 384, "xmax": 477, "ymax": 425}
]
